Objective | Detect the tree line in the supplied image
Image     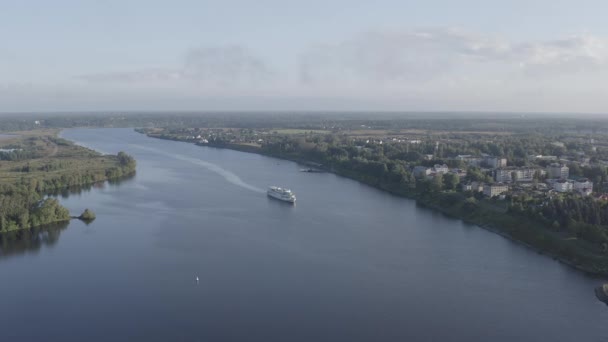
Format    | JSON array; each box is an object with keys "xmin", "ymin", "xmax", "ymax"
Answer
[{"xmin": 0, "ymin": 152, "xmax": 136, "ymax": 233}]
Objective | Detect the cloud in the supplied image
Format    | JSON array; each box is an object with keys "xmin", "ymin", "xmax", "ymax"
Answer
[
  {"xmin": 514, "ymin": 35, "xmax": 608, "ymax": 75},
  {"xmin": 298, "ymin": 29, "xmax": 608, "ymax": 86},
  {"xmin": 55, "ymin": 28, "xmax": 608, "ymax": 112},
  {"xmin": 182, "ymin": 46, "xmax": 273, "ymax": 85},
  {"xmin": 79, "ymin": 45, "xmax": 274, "ymax": 87},
  {"xmin": 79, "ymin": 30, "xmax": 608, "ymax": 91},
  {"xmin": 79, "ymin": 68, "xmax": 181, "ymax": 83}
]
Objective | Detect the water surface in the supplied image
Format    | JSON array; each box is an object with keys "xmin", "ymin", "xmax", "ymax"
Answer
[{"xmin": 1, "ymin": 128, "xmax": 606, "ymax": 342}]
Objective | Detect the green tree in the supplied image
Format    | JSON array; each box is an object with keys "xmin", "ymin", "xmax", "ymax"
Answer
[
  {"xmin": 431, "ymin": 174, "xmax": 444, "ymax": 192},
  {"xmin": 443, "ymin": 173, "xmax": 460, "ymax": 191},
  {"xmin": 79, "ymin": 208, "xmax": 96, "ymax": 221}
]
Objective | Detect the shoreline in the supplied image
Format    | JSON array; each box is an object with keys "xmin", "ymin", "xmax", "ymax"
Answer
[
  {"xmin": 0, "ymin": 129, "xmax": 136, "ymax": 234},
  {"xmin": 142, "ymin": 133, "xmax": 608, "ymax": 278}
]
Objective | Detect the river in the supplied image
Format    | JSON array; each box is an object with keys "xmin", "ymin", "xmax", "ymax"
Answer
[{"xmin": 1, "ymin": 128, "xmax": 607, "ymax": 341}]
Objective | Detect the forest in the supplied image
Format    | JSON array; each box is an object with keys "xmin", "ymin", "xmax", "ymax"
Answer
[{"xmin": 0, "ymin": 132, "xmax": 136, "ymax": 233}]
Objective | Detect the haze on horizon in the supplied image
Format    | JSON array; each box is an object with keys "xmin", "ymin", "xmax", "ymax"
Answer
[{"xmin": 2, "ymin": 0, "xmax": 608, "ymax": 114}]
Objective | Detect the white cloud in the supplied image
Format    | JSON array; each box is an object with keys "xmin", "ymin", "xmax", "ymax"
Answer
[
  {"xmin": 79, "ymin": 45, "xmax": 274, "ymax": 88},
  {"xmin": 298, "ymin": 29, "xmax": 608, "ymax": 87},
  {"xmin": 515, "ymin": 34, "xmax": 608, "ymax": 75},
  {"xmin": 18, "ymin": 28, "xmax": 608, "ymax": 112}
]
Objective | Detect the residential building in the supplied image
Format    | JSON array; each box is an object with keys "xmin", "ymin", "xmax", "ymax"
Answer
[
  {"xmin": 494, "ymin": 169, "xmax": 513, "ymax": 183},
  {"xmin": 471, "ymin": 181, "xmax": 484, "ymax": 192},
  {"xmin": 413, "ymin": 166, "xmax": 431, "ymax": 178},
  {"xmin": 483, "ymin": 183, "xmax": 509, "ymax": 197},
  {"xmin": 547, "ymin": 164, "xmax": 569, "ymax": 179},
  {"xmin": 553, "ymin": 179, "xmax": 572, "ymax": 192},
  {"xmin": 484, "ymin": 157, "xmax": 507, "ymax": 169},
  {"xmin": 450, "ymin": 168, "xmax": 467, "ymax": 177},
  {"xmin": 573, "ymin": 178, "xmax": 593, "ymax": 194},
  {"xmin": 433, "ymin": 164, "xmax": 449, "ymax": 174},
  {"xmin": 578, "ymin": 188, "xmax": 593, "ymax": 196},
  {"xmin": 463, "ymin": 181, "xmax": 484, "ymax": 192},
  {"xmin": 513, "ymin": 168, "xmax": 537, "ymax": 182},
  {"xmin": 530, "ymin": 155, "xmax": 557, "ymax": 161},
  {"xmin": 455, "ymin": 155, "xmax": 482, "ymax": 167}
]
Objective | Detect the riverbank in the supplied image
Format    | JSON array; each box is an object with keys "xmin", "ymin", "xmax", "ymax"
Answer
[
  {"xmin": 140, "ymin": 132, "xmax": 608, "ymax": 277},
  {"xmin": 0, "ymin": 130, "xmax": 136, "ymax": 233}
]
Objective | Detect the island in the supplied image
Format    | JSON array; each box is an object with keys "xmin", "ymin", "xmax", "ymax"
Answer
[
  {"xmin": 77, "ymin": 209, "xmax": 96, "ymax": 221},
  {"xmin": 0, "ymin": 129, "xmax": 135, "ymax": 233}
]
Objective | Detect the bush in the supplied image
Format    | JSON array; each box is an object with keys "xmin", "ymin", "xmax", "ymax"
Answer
[{"xmin": 79, "ymin": 209, "xmax": 96, "ymax": 221}]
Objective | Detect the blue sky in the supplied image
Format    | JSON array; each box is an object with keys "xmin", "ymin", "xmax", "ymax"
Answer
[{"xmin": 2, "ymin": 0, "xmax": 608, "ymax": 112}]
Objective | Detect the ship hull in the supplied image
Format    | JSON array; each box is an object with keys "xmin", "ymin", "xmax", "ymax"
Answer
[{"xmin": 267, "ymin": 192, "xmax": 296, "ymax": 203}]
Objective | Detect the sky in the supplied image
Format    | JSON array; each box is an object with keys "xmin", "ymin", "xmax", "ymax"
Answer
[{"xmin": 2, "ymin": 0, "xmax": 608, "ymax": 113}]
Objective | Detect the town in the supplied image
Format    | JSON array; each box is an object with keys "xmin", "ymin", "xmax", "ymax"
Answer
[{"xmin": 139, "ymin": 123, "xmax": 608, "ymax": 204}]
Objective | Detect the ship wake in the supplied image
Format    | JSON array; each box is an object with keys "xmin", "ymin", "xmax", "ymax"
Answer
[{"xmin": 130, "ymin": 144, "xmax": 265, "ymax": 193}]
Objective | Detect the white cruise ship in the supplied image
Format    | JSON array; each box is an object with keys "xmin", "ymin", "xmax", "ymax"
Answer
[{"xmin": 267, "ymin": 186, "xmax": 296, "ymax": 203}]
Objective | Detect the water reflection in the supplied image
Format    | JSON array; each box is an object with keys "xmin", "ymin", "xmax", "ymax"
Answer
[
  {"xmin": 0, "ymin": 175, "xmax": 136, "ymax": 259},
  {"xmin": 107, "ymin": 173, "xmax": 136, "ymax": 186},
  {"xmin": 0, "ymin": 221, "xmax": 69, "ymax": 258},
  {"xmin": 45, "ymin": 174, "xmax": 136, "ymax": 199}
]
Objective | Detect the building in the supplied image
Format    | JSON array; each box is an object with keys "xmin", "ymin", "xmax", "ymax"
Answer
[
  {"xmin": 595, "ymin": 194, "xmax": 608, "ymax": 201},
  {"xmin": 450, "ymin": 168, "xmax": 467, "ymax": 177},
  {"xmin": 455, "ymin": 155, "xmax": 482, "ymax": 167},
  {"xmin": 573, "ymin": 178, "xmax": 593, "ymax": 195},
  {"xmin": 494, "ymin": 167, "xmax": 538, "ymax": 183},
  {"xmin": 413, "ymin": 166, "xmax": 431, "ymax": 178},
  {"xmin": 512, "ymin": 168, "xmax": 537, "ymax": 182},
  {"xmin": 530, "ymin": 155, "xmax": 557, "ymax": 161},
  {"xmin": 494, "ymin": 169, "xmax": 513, "ymax": 183},
  {"xmin": 578, "ymin": 188, "xmax": 593, "ymax": 196},
  {"xmin": 547, "ymin": 164, "xmax": 569, "ymax": 179},
  {"xmin": 462, "ymin": 181, "xmax": 484, "ymax": 192},
  {"xmin": 433, "ymin": 164, "xmax": 449, "ymax": 174},
  {"xmin": 472, "ymin": 181, "xmax": 484, "ymax": 192},
  {"xmin": 462, "ymin": 183, "xmax": 474, "ymax": 191},
  {"xmin": 483, "ymin": 183, "xmax": 509, "ymax": 197},
  {"xmin": 484, "ymin": 157, "xmax": 507, "ymax": 169},
  {"xmin": 553, "ymin": 179, "xmax": 572, "ymax": 192}
]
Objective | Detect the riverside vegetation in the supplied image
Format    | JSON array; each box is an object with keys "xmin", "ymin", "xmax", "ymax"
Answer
[
  {"xmin": 0, "ymin": 130, "xmax": 135, "ymax": 233},
  {"xmin": 139, "ymin": 124, "xmax": 608, "ymax": 276}
]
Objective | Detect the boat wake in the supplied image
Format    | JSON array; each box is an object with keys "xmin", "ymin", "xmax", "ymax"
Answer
[{"xmin": 130, "ymin": 144, "xmax": 265, "ymax": 193}]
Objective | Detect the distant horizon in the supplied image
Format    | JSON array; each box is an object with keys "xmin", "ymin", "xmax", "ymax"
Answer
[
  {"xmin": 3, "ymin": 1, "xmax": 608, "ymax": 112},
  {"xmin": 1, "ymin": 109, "xmax": 607, "ymax": 119}
]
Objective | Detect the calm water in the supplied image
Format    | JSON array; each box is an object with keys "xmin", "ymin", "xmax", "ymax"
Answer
[{"xmin": 1, "ymin": 127, "xmax": 607, "ymax": 341}]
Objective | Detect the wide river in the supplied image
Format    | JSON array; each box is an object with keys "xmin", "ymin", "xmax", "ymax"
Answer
[{"xmin": 1, "ymin": 128, "xmax": 607, "ymax": 341}]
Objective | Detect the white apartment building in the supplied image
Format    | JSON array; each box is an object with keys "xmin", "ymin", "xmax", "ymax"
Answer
[
  {"xmin": 433, "ymin": 164, "xmax": 449, "ymax": 174},
  {"xmin": 573, "ymin": 179, "xmax": 593, "ymax": 195},
  {"xmin": 513, "ymin": 168, "xmax": 537, "ymax": 182},
  {"xmin": 553, "ymin": 179, "xmax": 573, "ymax": 192},
  {"xmin": 483, "ymin": 183, "xmax": 509, "ymax": 197}
]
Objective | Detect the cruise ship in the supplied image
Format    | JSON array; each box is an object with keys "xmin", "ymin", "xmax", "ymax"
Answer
[{"xmin": 267, "ymin": 186, "xmax": 296, "ymax": 203}]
